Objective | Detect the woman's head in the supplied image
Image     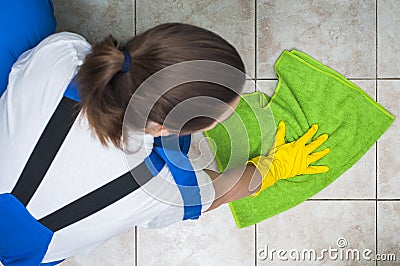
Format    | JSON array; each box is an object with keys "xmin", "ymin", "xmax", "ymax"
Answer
[{"xmin": 77, "ymin": 23, "xmax": 246, "ymax": 148}]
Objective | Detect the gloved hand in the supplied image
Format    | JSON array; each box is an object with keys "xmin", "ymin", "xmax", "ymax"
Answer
[{"xmin": 249, "ymin": 120, "xmax": 330, "ymax": 197}]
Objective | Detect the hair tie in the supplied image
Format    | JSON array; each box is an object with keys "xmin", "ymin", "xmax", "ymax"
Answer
[{"xmin": 121, "ymin": 50, "xmax": 131, "ymax": 73}]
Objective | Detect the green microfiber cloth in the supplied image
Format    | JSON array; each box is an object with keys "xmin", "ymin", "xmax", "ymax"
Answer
[{"xmin": 204, "ymin": 50, "xmax": 395, "ymax": 229}]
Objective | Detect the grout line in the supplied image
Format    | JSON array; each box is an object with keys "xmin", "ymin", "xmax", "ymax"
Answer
[
  {"xmin": 134, "ymin": 4, "xmax": 137, "ymax": 265},
  {"xmin": 255, "ymin": 77, "xmax": 400, "ymax": 81},
  {"xmin": 254, "ymin": 0, "xmax": 258, "ymax": 92},
  {"xmin": 307, "ymin": 199, "xmax": 378, "ymax": 201},
  {"xmin": 254, "ymin": 2, "xmax": 258, "ymax": 265},
  {"xmin": 255, "ymin": 225, "xmax": 257, "ymax": 266},
  {"xmin": 376, "ymin": 0, "xmax": 379, "ymax": 81},
  {"xmin": 376, "ymin": 199, "xmax": 400, "ymax": 201},
  {"xmin": 347, "ymin": 78, "xmax": 398, "ymax": 80},
  {"xmin": 135, "ymin": 226, "xmax": 138, "ymax": 266},
  {"xmin": 348, "ymin": 78, "xmax": 375, "ymax": 80},
  {"xmin": 134, "ymin": 0, "xmax": 137, "ymax": 36},
  {"xmin": 375, "ymin": 1, "xmax": 378, "ymax": 264},
  {"xmin": 376, "ymin": 200, "xmax": 378, "ymax": 266},
  {"xmin": 307, "ymin": 198, "xmax": 400, "ymax": 201}
]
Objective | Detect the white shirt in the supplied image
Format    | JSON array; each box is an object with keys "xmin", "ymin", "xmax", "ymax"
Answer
[{"xmin": 0, "ymin": 32, "xmax": 215, "ymax": 263}]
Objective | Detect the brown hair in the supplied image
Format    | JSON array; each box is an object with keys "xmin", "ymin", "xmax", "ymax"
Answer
[{"xmin": 76, "ymin": 23, "xmax": 245, "ymax": 148}]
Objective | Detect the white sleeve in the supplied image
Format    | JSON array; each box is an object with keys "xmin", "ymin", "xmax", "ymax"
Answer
[
  {"xmin": 136, "ymin": 167, "xmax": 215, "ymax": 229},
  {"xmin": 136, "ymin": 136, "xmax": 217, "ymax": 229},
  {"xmin": 196, "ymin": 169, "xmax": 215, "ymax": 213}
]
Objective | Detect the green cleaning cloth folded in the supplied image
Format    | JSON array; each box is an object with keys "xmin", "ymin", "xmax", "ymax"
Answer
[{"xmin": 204, "ymin": 50, "xmax": 395, "ymax": 229}]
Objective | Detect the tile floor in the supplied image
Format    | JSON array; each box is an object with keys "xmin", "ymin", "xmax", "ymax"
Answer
[{"xmin": 53, "ymin": 0, "xmax": 399, "ymax": 265}]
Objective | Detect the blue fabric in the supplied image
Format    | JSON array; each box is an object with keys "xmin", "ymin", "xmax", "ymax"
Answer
[
  {"xmin": 0, "ymin": 193, "xmax": 53, "ymax": 266},
  {"xmin": 63, "ymin": 78, "xmax": 81, "ymax": 102},
  {"xmin": 0, "ymin": 0, "xmax": 56, "ymax": 98},
  {"xmin": 144, "ymin": 151, "xmax": 165, "ymax": 176},
  {"xmin": 152, "ymin": 135, "xmax": 203, "ymax": 220},
  {"xmin": 148, "ymin": 136, "xmax": 187, "ymax": 176},
  {"xmin": 153, "ymin": 135, "xmax": 191, "ymax": 153},
  {"xmin": 121, "ymin": 51, "xmax": 131, "ymax": 73}
]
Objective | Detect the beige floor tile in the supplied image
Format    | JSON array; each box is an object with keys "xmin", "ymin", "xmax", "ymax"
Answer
[
  {"xmin": 377, "ymin": 81, "xmax": 400, "ymax": 199},
  {"xmin": 244, "ymin": 79, "xmax": 256, "ymax": 94},
  {"xmin": 189, "ymin": 131, "xmax": 219, "ymax": 172},
  {"xmin": 136, "ymin": 0, "xmax": 256, "ymax": 78},
  {"xmin": 137, "ymin": 204, "xmax": 254, "ymax": 266},
  {"xmin": 378, "ymin": 0, "xmax": 400, "ymax": 78},
  {"xmin": 60, "ymin": 227, "xmax": 135, "ymax": 266},
  {"xmin": 257, "ymin": 0, "xmax": 376, "ymax": 79},
  {"xmin": 257, "ymin": 201, "xmax": 376, "ymax": 265},
  {"xmin": 53, "ymin": 0, "xmax": 135, "ymax": 43},
  {"xmin": 256, "ymin": 80, "xmax": 278, "ymax": 97},
  {"xmin": 312, "ymin": 146, "xmax": 376, "ymax": 200},
  {"xmin": 377, "ymin": 201, "xmax": 400, "ymax": 265}
]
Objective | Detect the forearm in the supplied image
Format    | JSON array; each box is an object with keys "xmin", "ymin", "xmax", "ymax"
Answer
[{"xmin": 204, "ymin": 165, "xmax": 262, "ymax": 212}]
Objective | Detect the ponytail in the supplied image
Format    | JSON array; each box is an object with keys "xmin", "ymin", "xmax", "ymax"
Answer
[{"xmin": 76, "ymin": 35, "xmax": 133, "ymax": 147}]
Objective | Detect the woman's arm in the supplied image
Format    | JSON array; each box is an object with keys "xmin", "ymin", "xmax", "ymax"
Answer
[
  {"xmin": 203, "ymin": 165, "xmax": 262, "ymax": 212},
  {"xmin": 203, "ymin": 121, "xmax": 330, "ymax": 212}
]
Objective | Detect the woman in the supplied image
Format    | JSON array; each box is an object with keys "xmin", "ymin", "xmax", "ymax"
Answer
[{"xmin": 0, "ymin": 3, "xmax": 330, "ymax": 266}]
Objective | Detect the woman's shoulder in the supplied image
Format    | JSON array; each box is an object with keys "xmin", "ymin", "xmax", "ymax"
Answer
[
  {"xmin": 13, "ymin": 32, "xmax": 91, "ymax": 69},
  {"xmin": 41, "ymin": 31, "xmax": 88, "ymax": 43},
  {"xmin": 6, "ymin": 32, "xmax": 91, "ymax": 101},
  {"xmin": 32, "ymin": 32, "xmax": 91, "ymax": 51},
  {"xmin": 40, "ymin": 32, "xmax": 91, "ymax": 58}
]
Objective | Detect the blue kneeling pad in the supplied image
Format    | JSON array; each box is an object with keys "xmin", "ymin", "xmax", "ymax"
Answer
[{"xmin": 0, "ymin": 0, "xmax": 56, "ymax": 97}]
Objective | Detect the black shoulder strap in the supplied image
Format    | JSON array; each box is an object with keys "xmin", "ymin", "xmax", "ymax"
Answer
[
  {"xmin": 11, "ymin": 97, "xmax": 79, "ymax": 205},
  {"xmin": 38, "ymin": 161, "xmax": 152, "ymax": 232},
  {"xmin": 11, "ymin": 96, "xmax": 154, "ymax": 232}
]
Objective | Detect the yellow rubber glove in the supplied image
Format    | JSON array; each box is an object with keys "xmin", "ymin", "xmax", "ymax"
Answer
[{"xmin": 249, "ymin": 121, "xmax": 330, "ymax": 197}]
